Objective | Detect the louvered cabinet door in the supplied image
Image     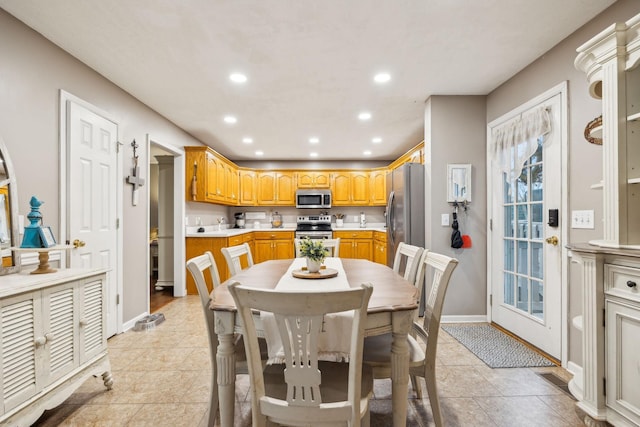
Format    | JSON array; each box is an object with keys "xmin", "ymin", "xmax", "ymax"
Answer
[
  {"xmin": 41, "ymin": 282, "xmax": 79, "ymax": 386},
  {"xmin": 0, "ymin": 292, "xmax": 41, "ymax": 413},
  {"xmin": 79, "ymin": 276, "xmax": 106, "ymax": 363}
]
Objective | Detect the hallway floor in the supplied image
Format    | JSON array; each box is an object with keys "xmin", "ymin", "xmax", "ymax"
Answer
[{"xmin": 33, "ymin": 296, "xmax": 586, "ymax": 427}]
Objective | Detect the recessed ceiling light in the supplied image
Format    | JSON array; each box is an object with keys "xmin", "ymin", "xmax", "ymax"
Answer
[
  {"xmin": 229, "ymin": 73, "xmax": 247, "ymax": 83},
  {"xmin": 310, "ymin": 152, "xmax": 318, "ymax": 158},
  {"xmin": 363, "ymin": 150, "xmax": 372, "ymax": 156},
  {"xmin": 372, "ymin": 137, "xmax": 382, "ymax": 143},
  {"xmin": 224, "ymin": 115, "xmax": 237, "ymax": 124},
  {"xmin": 358, "ymin": 112, "xmax": 372, "ymax": 121},
  {"xmin": 242, "ymin": 137, "xmax": 253, "ymax": 144},
  {"xmin": 255, "ymin": 150, "xmax": 264, "ymax": 156},
  {"xmin": 374, "ymin": 73, "xmax": 391, "ymax": 83},
  {"xmin": 309, "ymin": 137, "xmax": 319, "ymax": 144}
]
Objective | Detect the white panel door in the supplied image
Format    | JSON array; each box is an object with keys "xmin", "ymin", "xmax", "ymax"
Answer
[
  {"xmin": 490, "ymin": 93, "xmax": 563, "ymax": 359},
  {"xmin": 67, "ymin": 101, "xmax": 118, "ymax": 337}
]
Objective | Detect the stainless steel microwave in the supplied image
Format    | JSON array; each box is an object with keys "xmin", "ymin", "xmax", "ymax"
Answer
[{"xmin": 296, "ymin": 189, "xmax": 332, "ymax": 209}]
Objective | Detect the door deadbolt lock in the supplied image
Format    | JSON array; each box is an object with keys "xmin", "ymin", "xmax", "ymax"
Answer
[
  {"xmin": 73, "ymin": 239, "xmax": 86, "ymax": 248},
  {"xmin": 545, "ymin": 236, "xmax": 559, "ymax": 246}
]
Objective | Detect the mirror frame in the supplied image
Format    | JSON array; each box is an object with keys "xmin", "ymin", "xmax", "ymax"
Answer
[
  {"xmin": 0, "ymin": 137, "xmax": 21, "ymax": 275},
  {"xmin": 447, "ymin": 163, "xmax": 472, "ymax": 203}
]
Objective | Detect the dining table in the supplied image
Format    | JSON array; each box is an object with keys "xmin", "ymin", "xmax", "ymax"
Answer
[{"xmin": 209, "ymin": 257, "xmax": 419, "ymax": 427}]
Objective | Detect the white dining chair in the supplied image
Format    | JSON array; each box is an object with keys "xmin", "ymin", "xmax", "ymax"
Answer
[
  {"xmin": 392, "ymin": 242, "xmax": 424, "ymax": 283},
  {"xmin": 221, "ymin": 242, "xmax": 254, "ymax": 276},
  {"xmin": 294, "ymin": 238, "xmax": 341, "ymax": 257},
  {"xmin": 186, "ymin": 251, "xmax": 266, "ymax": 426},
  {"xmin": 362, "ymin": 251, "xmax": 458, "ymax": 427},
  {"xmin": 228, "ymin": 282, "xmax": 374, "ymax": 427}
]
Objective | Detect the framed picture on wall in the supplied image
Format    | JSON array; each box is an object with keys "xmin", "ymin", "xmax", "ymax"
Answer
[{"xmin": 39, "ymin": 226, "xmax": 57, "ymax": 248}]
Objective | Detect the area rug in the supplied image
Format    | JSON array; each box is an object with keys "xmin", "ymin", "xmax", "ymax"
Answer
[{"xmin": 441, "ymin": 324, "xmax": 555, "ymax": 368}]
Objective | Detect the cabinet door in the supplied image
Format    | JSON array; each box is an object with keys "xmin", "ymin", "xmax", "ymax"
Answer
[
  {"xmin": 331, "ymin": 172, "xmax": 351, "ymax": 205},
  {"xmin": 79, "ymin": 276, "xmax": 107, "ymax": 363},
  {"xmin": 354, "ymin": 239, "xmax": 373, "ymax": 260},
  {"xmin": 225, "ymin": 163, "xmax": 238, "ymax": 204},
  {"xmin": 257, "ymin": 172, "xmax": 277, "ymax": 205},
  {"xmin": 370, "ymin": 169, "xmax": 387, "ymax": 205},
  {"xmin": 275, "ymin": 172, "xmax": 295, "ymax": 205},
  {"xmin": 206, "ymin": 154, "xmax": 219, "ymax": 202},
  {"xmin": 41, "ymin": 282, "xmax": 78, "ymax": 385},
  {"xmin": 215, "ymin": 157, "xmax": 226, "ymax": 201},
  {"xmin": 351, "ymin": 171, "xmax": 370, "ymax": 205},
  {"xmin": 338, "ymin": 238, "xmax": 354, "ymax": 258},
  {"xmin": 297, "ymin": 171, "xmax": 316, "ymax": 189},
  {"xmin": 254, "ymin": 240, "xmax": 274, "ymax": 263},
  {"xmin": 313, "ymin": 172, "xmax": 331, "ymax": 188},
  {"xmin": 0, "ymin": 292, "xmax": 40, "ymax": 412},
  {"xmin": 186, "ymin": 237, "xmax": 228, "ymax": 293},
  {"xmin": 273, "ymin": 239, "xmax": 294, "ymax": 260},
  {"xmin": 606, "ymin": 300, "xmax": 640, "ymax": 424},
  {"xmin": 239, "ymin": 170, "xmax": 257, "ymax": 205}
]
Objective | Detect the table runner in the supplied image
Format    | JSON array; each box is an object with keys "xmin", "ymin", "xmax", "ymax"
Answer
[{"xmin": 262, "ymin": 257, "xmax": 354, "ymax": 363}]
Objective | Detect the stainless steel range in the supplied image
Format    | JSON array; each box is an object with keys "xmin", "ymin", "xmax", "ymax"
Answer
[{"xmin": 295, "ymin": 215, "xmax": 333, "ymax": 240}]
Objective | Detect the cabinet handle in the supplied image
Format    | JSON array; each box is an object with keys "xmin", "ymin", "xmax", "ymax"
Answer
[
  {"xmin": 34, "ymin": 337, "xmax": 47, "ymax": 347},
  {"xmin": 627, "ymin": 280, "xmax": 637, "ymax": 288}
]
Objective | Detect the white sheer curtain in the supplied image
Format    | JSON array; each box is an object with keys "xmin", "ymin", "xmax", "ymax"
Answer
[{"xmin": 491, "ymin": 106, "xmax": 551, "ymax": 181}]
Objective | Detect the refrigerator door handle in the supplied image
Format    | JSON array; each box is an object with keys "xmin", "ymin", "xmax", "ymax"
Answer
[{"xmin": 387, "ymin": 190, "xmax": 395, "ymax": 247}]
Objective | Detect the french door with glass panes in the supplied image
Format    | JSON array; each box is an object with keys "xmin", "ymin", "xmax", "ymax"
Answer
[{"xmin": 489, "ymin": 93, "xmax": 562, "ymax": 359}]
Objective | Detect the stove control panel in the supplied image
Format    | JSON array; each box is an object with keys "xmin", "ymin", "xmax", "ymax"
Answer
[{"xmin": 296, "ymin": 215, "xmax": 332, "ymax": 224}]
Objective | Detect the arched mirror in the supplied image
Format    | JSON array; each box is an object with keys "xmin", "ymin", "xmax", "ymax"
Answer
[{"xmin": 0, "ymin": 137, "xmax": 20, "ymax": 275}]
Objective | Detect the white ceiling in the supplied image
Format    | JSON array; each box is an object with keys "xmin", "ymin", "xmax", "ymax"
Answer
[{"xmin": 1, "ymin": 0, "xmax": 614, "ymax": 161}]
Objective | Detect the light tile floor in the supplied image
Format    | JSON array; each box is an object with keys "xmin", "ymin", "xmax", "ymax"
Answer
[{"xmin": 33, "ymin": 296, "xmax": 586, "ymax": 427}]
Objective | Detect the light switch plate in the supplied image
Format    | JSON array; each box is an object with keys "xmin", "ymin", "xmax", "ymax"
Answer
[
  {"xmin": 571, "ymin": 210, "xmax": 595, "ymax": 229},
  {"xmin": 441, "ymin": 213, "xmax": 450, "ymax": 227}
]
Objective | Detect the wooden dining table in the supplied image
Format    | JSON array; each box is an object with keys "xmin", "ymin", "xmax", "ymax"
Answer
[{"xmin": 209, "ymin": 258, "xmax": 419, "ymax": 427}]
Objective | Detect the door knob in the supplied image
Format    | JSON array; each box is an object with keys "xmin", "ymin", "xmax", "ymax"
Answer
[
  {"xmin": 73, "ymin": 239, "xmax": 86, "ymax": 248},
  {"xmin": 545, "ymin": 236, "xmax": 559, "ymax": 246}
]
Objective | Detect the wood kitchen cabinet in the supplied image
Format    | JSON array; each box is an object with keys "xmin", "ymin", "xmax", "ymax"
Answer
[
  {"xmin": 370, "ymin": 169, "xmax": 387, "ymax": 206},
  {"xmin": 331, "ymin": 171, "xmax": 370, "ymax": 206},
  {"xmin": 257, "ymin": 172, "xmax": 295, "ymax": 206},
  {"xmin": 334, "ymin": 230, "xmax": 373, "ymax": 260},
  {"xmin": 185, "ymin": 146, "xmax": 237, "ymax": 205},
  {"xmin": 253, "ymin": 231, "xmax": 294, "ymax": 263},
  {"xmin": 239, "ymin": 169, "xmax": 257, "ymax": 205},
  {"xmin": 296, "ymin": 171, "xmax": 331, "ymax": 189},
  {"xmin": 373, "ymin": 231, "xmax": 388, "ymax": 264},
  {"xmin": 224, "ymin": 162, "xmax": 239, "ymax": 205},
  {"xmin": 185, "ymin": 237, "xmax": 227, "ymax": 293}
]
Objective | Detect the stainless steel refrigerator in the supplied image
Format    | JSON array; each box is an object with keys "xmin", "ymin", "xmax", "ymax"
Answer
[{"xmin": 386, "ymin": 163, "xmax": 425, "ymax": 267}]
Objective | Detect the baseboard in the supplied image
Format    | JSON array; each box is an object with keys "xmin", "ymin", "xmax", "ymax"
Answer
[
  {"xmin": 567, "ymin": 361, "xmax": 583, "ymax": 401},
  {"xmin": 122, "ymin": 311, "xmax": 150, "ymax": 332},
  {"xmin": 441, "ymin": 315, "xmax": 488, "ymax": 323}
]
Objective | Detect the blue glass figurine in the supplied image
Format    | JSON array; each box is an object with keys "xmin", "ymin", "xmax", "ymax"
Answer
[{"xmin": 21, "ymin": 196, "xmax": 45, "ymax": 248}]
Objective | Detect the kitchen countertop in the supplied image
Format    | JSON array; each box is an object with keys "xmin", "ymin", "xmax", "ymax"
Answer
[{"xmin": 186, "ymin": 223, "xmax": 387, "ymax": 237}]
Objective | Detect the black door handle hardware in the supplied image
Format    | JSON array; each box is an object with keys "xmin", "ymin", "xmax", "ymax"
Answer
[{"xmin": 627, "ymin": 280, "xmax": 637, "ymax": 288}]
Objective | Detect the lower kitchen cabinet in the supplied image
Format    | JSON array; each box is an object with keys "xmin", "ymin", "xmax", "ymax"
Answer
[
  {"xmin": 0, "ymin": 270, "xmax": 111, "ymax": 426},
  {"xmin": 373, "ymin": 231, "xmax": 388, "ymax": 265},
  {"xmin": 253, "ymin": 231, "xmax": 294, "ymax": 263},
  {"xmin": 186, "ymin": 237, "xmax": 227, "ymax": 293},
  {"xmin": 334, "ymin": 230, "xmax": 373, "ymax": 260}
]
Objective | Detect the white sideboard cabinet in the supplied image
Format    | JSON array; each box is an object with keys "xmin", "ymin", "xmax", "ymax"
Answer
[{"xmin": 0, "ymin": 269, "xmax": 112, "ymax": 426}]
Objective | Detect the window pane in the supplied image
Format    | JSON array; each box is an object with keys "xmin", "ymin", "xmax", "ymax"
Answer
[
  {"xmin": 504, "ymin": 206, "xmax": 514, "ymax": 237},
  {"xmin": 517, "ymin": 276, "xmax": 529, "ymax": 312},
  {"xmin": 517, "ymin": 169, "xmax": 528, "ymax": 203},
  {"xmin": 531, "ymin": 242, "xmax": 543, "ymax": 279},
  {"xmin": 531, "ymin": 280, "xmax": 544, "ymax": 319},
  {"xmin": 517, "ymin": 241, "xmax": 528, "ymax": 275},
  {"xmin": 503, "ymin": 173, "xmax": 513, "ymax": 203},
  {"xmin": 504, "ymin": 240, "xmax": 514, "ymax": 272},
  {"xmin": 517, "ymin": 205, "xmax": 528, "ymax": 238},
  {"xmin": 529, "ymin": 137, "xmax": 543, "ymax": 164},
  {"xmin": 531, "ymin": 204, "xmax": 543, "ymax": 240},
  {"xmin": 504, "ymin": 273, "xmax": 515, "ymax": 305},
  {"xmin": 531, "ymin": 164, "xmax": 543, "ymax": 202}
]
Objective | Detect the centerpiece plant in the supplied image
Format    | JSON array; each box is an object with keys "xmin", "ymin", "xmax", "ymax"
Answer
[{"xmin": 299, "ymin": 237, "xmax": 329, "ymax": 273}]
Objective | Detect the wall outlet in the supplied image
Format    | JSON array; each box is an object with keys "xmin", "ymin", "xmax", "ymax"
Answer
[
  {"xmin": 441, "ymin": 213, "xmax": 450, "ymax": 227},
  {"xmin": 571, "ymin": 210, "xmax": 595, "ymax": 229}
]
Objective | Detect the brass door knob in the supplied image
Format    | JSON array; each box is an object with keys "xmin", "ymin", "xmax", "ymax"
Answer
[
  {"xmin": 73, "ymin": 239, "xmax": 86, "ymax": 248},
  {"xmin": 545, "ymin": 236, "xmax": 559, "ymax": 246}
]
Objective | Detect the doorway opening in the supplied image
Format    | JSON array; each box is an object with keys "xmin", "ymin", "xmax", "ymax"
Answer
[{"xmin": 147, "ymin": 136, "xmax": 185, "ymax": 314}]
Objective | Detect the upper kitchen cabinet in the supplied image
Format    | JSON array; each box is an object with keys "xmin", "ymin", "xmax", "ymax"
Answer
[
  {"xmin": 370, "ymin": 168, "xmax": 387, "ymax": 206},
  {"xmin": 257, "ymin": 171, "xmax": 296, "ymax": 205},
  {"xmin": 575, "ymin": 13, "xmax": 640, "ymax": 247},
  {"xmin": 185, "ymin": 146, "xmax": 238, "ymax": 206},
  {"xmin": 331, "ymin": 171, "xmax": 370, "ymax": 206},
  {"xmin": 296, "ymin": 171, "xmax": 331, "ymax": 189},
  {"xmin": 239, "ymin": 169, "xmax": 257, "ymax": 205}
]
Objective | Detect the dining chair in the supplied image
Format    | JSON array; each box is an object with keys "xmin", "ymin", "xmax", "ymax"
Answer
[
  {"xmin": 228, "ymin": 282, "xmax": 374, "ymax": 427},
  {"xmin": 362, "ymin": 251, "xmax": 458, "ymax": 427},
  {"xmin": 294, "ymin": 238, "xmax": 341, "ymax": 257},
  {"xmin": 186, "ymin": 251, "xmax": 266, "ymax": 427},
  {"xmin": 221, "ymin": 242, "xmax": 254, "ymax": 276},
  {"xmin": 392, "ymin": 242, "xmax": 425, "ymax": 283}
]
